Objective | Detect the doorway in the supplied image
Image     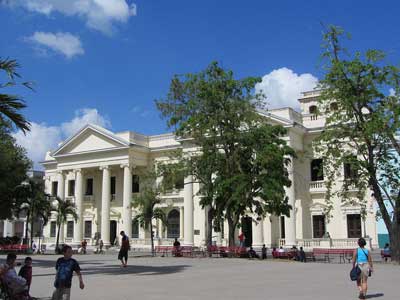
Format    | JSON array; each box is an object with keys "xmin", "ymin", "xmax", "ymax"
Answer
[
  {"xmin": 241, "ymin": 217, "xmax": 253, "ymax": 247},
  {"xmin": 110, "ymin": 221, "xmax": 117, "ymax": 245}
]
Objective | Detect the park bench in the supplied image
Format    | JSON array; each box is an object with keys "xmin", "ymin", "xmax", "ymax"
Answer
[
  {"xmin": 272, "ymin": 251, "xmax": 294, "ymax": 260},
  {"xmin": 155, "ymin": 246, "xmax": 174, "ymax": 257},
  {"xmin": 0, "ymin": 244, "xmax": 29, "ymax": 254},
  {"xmin": 312, "ymin": 248, "xmax": 353, "ymax": 263}
]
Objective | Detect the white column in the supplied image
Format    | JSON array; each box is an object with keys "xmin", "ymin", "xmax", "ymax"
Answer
[
  {"xmin": 57, "ymin": 171, "xmax": 65, "ymax": 200},
  {"xmin": 100, "ymin": 166, "xmax": 111, "ymax": 245},
  {"xmin": 284, "ymin": 159, "xmax": 296, "ymax": 246},
  {"xmin": 74, "ymin": 169, "xmax": 83, "ymax": 243},
  {"xmin": 179, "ymin": 206, "xmax": 184, "ymax": 239},
  {"xmin": 183, "ymin": 175, "xmax": 194, "ymax": 245},
  {"xmin": 122, "ymin": 164, "xmax": 132, "ymax": 238},
  {"xmin": 252, "ymin": 218, "xmax": 264, "ymax": 247},
  {"xmin": 57, "ymin": 171, "xmax": 65, "ymax": 242}
]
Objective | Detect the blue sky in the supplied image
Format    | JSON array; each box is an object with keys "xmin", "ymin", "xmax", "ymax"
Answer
[{"xmin": 1, "ymin": 1, "xmax": 399, "ymax": 233}]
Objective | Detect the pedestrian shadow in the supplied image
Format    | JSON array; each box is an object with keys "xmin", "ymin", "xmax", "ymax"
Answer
[
  {"xmin": 365, "ymin": 293, "xmax": 384, "ymax": 299},
  {"xmin": 32, "ymin": 264, "xmax": 191, "ymax": 277}
]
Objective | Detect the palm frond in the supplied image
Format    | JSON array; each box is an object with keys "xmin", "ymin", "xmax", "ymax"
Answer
[
  {"xmin": 0, "ymin": 94, "xmax": 30, "ymax": 132},
  {"xmin": 0, "ymin": 58, "xmax": 20, "ymax": 80}
]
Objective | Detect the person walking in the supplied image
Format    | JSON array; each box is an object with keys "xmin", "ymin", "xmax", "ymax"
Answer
[
  {"xmin": 52, "ymin": 245, "xmax": 85, "ymax": 300},
  {"xmin": 18, "ymin": 257, "xmax": 33, "ymax": 295},
  {"xmin": 118, "ymin": 231, "xmax": 130, "ymax": 267},
  {"xmin": 352, "ymin": 238, "xmax": 373, "ymax": 300}
]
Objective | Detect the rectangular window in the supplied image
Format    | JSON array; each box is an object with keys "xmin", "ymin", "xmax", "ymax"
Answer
[
  {"xmin": 67, "ymin": 221, "xmax": 74, "ymax": 238},
  {"xmin": 84, "ymin": 221, "xmax": 92, "ymax": 238},
  {"xmin": 312, "ymin": 215, "xmax": 326, "ymax": 238},
  {"xmin": 50, "ymin": 221, "xmax": 57, "ymax": 237},
  {"xmin": 347, "ymin": 214, "xmax": 362, "ymax": 238},
  {"xmin": 344, "ymin": 163, "xmax": 358, "ymax": 180},
  {"xmin": 111, "ymin": 177, "xmax": 116, "ymax": 195},
  {"xmin": 132, "ymin": 175, "xmax": 139, "ymax": 193},
  {"xmin": 68, "ymin": 180, "xmax": 75, "ymax": 197},
  {"xmin": 52, "ymin": 181, "xmax": 58, "ymax": 196},
  {"xmin": 132, "ymin": 220, "xmax": 139, "ymax": 238},
  {"xmin": 280, "ymin": 216, "xmax": 286, "ymax": 239},
  {"xmin": 311, "ymin": 159, "xmax": 324, "ymax": 181},
  {"xmin": 86, "ymin": 178, "xmax": 93, "ymax": 196},
  {"xmin": 174, "ymin": 171, "xmax": 184, "ymax": 190}
]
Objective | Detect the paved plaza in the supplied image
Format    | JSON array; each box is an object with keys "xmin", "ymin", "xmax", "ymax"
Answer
[{"xmin": 1, "ymin": 254, "xmax": 398, "ymax": 300}]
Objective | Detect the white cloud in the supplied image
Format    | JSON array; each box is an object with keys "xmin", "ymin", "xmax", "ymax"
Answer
[
  {"xmin": 389, "ymin": 88, "xmax": 396, "ymax": 96},
  {"xmin": 13, "ymin": 108, "xmax": 111, "ymax": 169},
  {"xmin": 7, "ymin": 0, "xmax": 137, "ymax": 35},
  {"xmin": 61, "ymin": 108, "xmax": 111, "ymax": 137},
  {"xmin": 255, "ymin": 67, "xmax": 318, "ymax": 110},
  {"xmin": 28, "ymin": 32, "xmax": 84, "ymax": 58}
]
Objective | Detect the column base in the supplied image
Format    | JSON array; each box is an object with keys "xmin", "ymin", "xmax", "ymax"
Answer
[{"xmin": 183, "ymin": 241, "xmax": 194, "ymax": 247}]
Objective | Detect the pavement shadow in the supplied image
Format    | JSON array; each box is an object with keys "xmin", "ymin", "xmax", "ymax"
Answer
[
  {"xmin": 365, "ymin": 294, "xmax": 384, "ymax": 299},
  {"xmin": 33, "ymin": 264, "xmax": 191, "ymax": 277}
]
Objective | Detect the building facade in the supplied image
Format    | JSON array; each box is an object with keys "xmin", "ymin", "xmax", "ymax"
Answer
[{"xmin": 40, "ymin": 91, "xmax": 378, "ymax": 249}]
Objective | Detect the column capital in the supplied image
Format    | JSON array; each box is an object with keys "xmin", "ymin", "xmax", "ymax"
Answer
[
  {"xmin": 73, "ymin": 168, "xmax": 82, "ymax": 174},
  {"xmin": 56, "ymin": 170, "xmax": 64, "ymax": 176},
  {"xmin": 99, "ymin": 165, "xmax": 109, "ymax": 171},
  {"xmin": 120, "ymin": 163, "xmax": 130, "ymax": 169}
]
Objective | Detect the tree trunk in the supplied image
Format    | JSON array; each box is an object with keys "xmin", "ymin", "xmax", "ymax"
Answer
[
  {"xmin": 55, "ymin": 223, "xmax": 61, "ymax": 254},
  {"xmin": 38, "ymin": 221, "xmax": 42, "ymax": 254},
  {"xmin": 227, "ymin": 217, "xmax": 236, "ymax": 247},
  {"xmin": 206, "ymin": 206, "xmax": 213, "ymax": 247},
  {"xmin": 389, "ymin": 207, "xmax": 400, "ymax": 264},
  {"xmin": 25, "ymin": 213, "xmax": 30, "ymax": 246},
  {"xmin": 30, "ymin": 216, "xmax": 35, "ymax": 250},
  {"xmin": 150, "ymin": 221, "xmax": 154, "ymax": 257}
]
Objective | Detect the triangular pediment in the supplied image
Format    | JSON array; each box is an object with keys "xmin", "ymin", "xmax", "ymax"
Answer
[{"xmin": 52, "ymin": 124, "xmax": 129, "ymax": 157}]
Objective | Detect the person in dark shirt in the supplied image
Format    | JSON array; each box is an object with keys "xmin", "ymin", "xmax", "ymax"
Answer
[
  {"xmin": 118, "ymin": 231, "xmax": 130, "ymax": 267},
  {"xmin": 173, "ymin": 238, "xmax": 181, "ymax": 257},
  {"xmin": 299, "ymin": 247, "xmax": 306, "ymax": 262},
  {"xmin": 52, "ymin": 245, "xmax": 84, "ymax": 300},
  {"xmin": 261, "ymin": 244, "xmax": 267, "ymax": 260},
  {"xmin": 18, "ymin": 257, "xmax": 32, "ymax": 293}
]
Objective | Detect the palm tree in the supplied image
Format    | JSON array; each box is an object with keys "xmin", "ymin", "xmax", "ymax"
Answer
[
  {"xmin": 0, "ymin": 57, "xmax": 32, "ymax": 132},
  {"xmin": 52, "ymin": 197, "xmax": 78, "ymax": 253},
  {"xmin": 14, "ymin": 180, "xmax": 52, "ymax": 249},
  {"xmin": 132, "ymin": 168, "xmax": 167, "ymax": 256}
]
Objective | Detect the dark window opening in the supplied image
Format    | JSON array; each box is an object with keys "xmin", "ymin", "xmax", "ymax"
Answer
[
  {"xmin": 132, "ymin": 220, "xmax": 139, "ymax": 238},
  {"xmin": 344, "ymin": 161, "xmax": 358, "ymax": 180},
  {"xmin": 68, "ymin": 180, "xmax": 75, "ymax": 197},
  {"xmin": 280, "ymin": 216, "xmax": 286, "ymax": 239},
  {"xmin": 111, "ymin": 177, "xmax": 116, "ymax": 195},
  {"xmin": 86, "ymin": 178, "xmax": 93, "ymax": 196},
  {"xmin": 312, "ymin": 215, "xmax": 326, "ymax": 238},
  {"xmin": 309, "ymin": 105, "xmax": 317, "ymax": 114},
  {"xmin": 84, "ymin": 221, "xmax": 92, "ymax": 238},
  {"xmin": 132, "ymin": 175, "xmax": 139, "ymax": 193},
  {"xmin": 50, "ymin": 221, "xmax": 57, "ymax": 238},
  {"xmin": 347, "ymin": 214, "xmax": 361, "ymax": 238},
  {"xmin": 311, "ymin": 159, "xmax": 324, "ymax": 181},
  {"xmin": 67, "ymin": 221, "xmax": 74, "ymax": 238},
  {"xmin": 330, "ymin": 102, "xmax": 338, "ymax": 111},
  {"xmin": 51, "ymin": 181, "xmax": 58, "ymax": 197},
  {"xmin": 167, "ymin": 209, "xmax": 180, "ymax": 238}
]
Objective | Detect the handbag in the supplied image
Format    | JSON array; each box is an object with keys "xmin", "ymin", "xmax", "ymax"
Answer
[{"xmin": 350, "ymin": 250, "xmax": 361, "ymax": 281}]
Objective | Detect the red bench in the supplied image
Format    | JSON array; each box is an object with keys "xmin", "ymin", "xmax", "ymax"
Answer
[
  {"xmin": 0, "ymin": 244, "xmax": 29, "ymax": 253},
  {"xmin": 272, "ymin": 250, "xmax": 294, "ymax": 259},
  {"xmin": 313, "ymin": 248, "xmax": 354, "ymax": 263}
]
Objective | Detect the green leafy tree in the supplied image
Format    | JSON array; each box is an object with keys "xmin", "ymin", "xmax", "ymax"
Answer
[
  {"xmin": 316, "ymin": 25, "xmax": 400, "ymax": 262},
  {"xmin": 132, "ymin": 167, "xmax": 168, "ymax": 256},
  {"xmin": 157, "ymin": 62, "xmax": 295, "ymax": 246},
  {"xmin": 14, "ymin": 180, "xmax": 52, "ymax": 249},
  {"xmin": 52, "ymin": 197, "xmax": 78, "ymax": 253},
  {"xmin": 0, "ymin": 119, "xmax": 31, "ymax": 219},
  {"xmin": 0, "ymin": 58, "xmax": 32, "ymax": 132}
]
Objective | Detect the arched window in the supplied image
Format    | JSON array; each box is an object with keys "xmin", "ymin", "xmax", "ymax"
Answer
[
  {"xmin": 309, "ymin": 105, "xmax": 317, "ymax": 114},
  {"xmin": 167, "ymin": 209, "xmax": 180, "ymax": 238}
]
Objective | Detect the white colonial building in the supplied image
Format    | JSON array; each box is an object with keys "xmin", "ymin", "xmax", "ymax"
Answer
[{"xmin": 40, "ymin": 90, "xmax": 378, "ymax": 250}]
